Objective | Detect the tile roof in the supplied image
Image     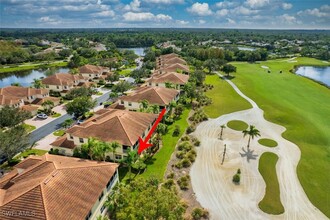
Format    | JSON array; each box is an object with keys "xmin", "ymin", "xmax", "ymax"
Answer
[
  {"xmin": 0, "ymin": 86, "xmax": 48, "ymax": 106},
  {"xmin": 120, "ymin": 86, "xmax": 179, "ymax": 106},
  {"xmin": 0, "ymin": 95, "xmax": 21, "ymax": 106},
  {"xmin": 21, "ymin": 104, "xmax": 40, "ymax": 112},
  {"xmin": 51, "ymin": 136, "xmax": 75, "ymax": 149},
  {"xmin": 159, "ymin": 57, "xmax": 187, "ymax": 66},
  {"xmin": 0, "ymin": 154, "xmax": 118, "ymax": 220},
  {"xmin": 159, "ymin": 53, "xmax": 178, "ymax": 60},
  {"xmin": 66, "ymin": 109, "xmax": 157, "ymax": 146},
  {"xmin": 78, "ymin": 65, "xmax": 108, "ymax": 74},
  {"xmin": 41, "ymin": 73, "xmax": 85, "ymax": 86},
  {"xmin": 158, "ymin": 63, "xmax": 190, "ymax": 73},
  {"xmin": 148, "ymin": 72, "xmax": 189, "ymax": 85},
  {"xmin": 31, "ymin": 97, "xmax": 60, "ymax": 105}
]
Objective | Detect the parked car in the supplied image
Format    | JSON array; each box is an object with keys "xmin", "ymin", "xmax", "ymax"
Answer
[
  {"xmin": 77, "ymin": 119, "xmax": 84, "ymax": 125},
  {"xmin": 37, "ymin": 113, "xmax": 48, "ymax": 119},
  {"xmin": 0, "ymin": 155, "xmax": 8, "ymax": 165}
]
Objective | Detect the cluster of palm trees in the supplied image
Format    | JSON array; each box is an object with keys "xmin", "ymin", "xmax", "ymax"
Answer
[{"xmin": 139, "ymin": 100, "xmax": 160, "ymax": 114}]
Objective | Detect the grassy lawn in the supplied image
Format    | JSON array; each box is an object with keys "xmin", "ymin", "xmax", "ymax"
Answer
[
  {"xmin": 138, "ymin": 108, "xmax": 191, "ymax": 180},
  {"xmin": 15, "ymin": 149, "xmax": 48, "ymax": 159},
  {"xmin": 231, "ymin": 57, "xmax": 330, "ymax": 217},
  {"xmin": 118, "ymin": 69, "xmax": 132, "ymax": 76},
  {"xmin": 203, "ymin": 75, "xmax": 252, "ymax": 118},
  {"xmin": 51, "ymin": 113, "xmax": 61, "ymax": 118},
  {"xmin": 0, "ymin": 61, "xmax": 67, "ymax": 73},
  {"xmin": 258, "ymin": 138, "xmax": 278, "ymax": 147},
  {"xmin": 53, "ymin": 129, "xmax": 65, "ymax": 136},
  {"xmin": 258, "ymin": 152, "xmax": 284, "ymax": 214},
  {"xmin": 22, "ymin": 123, "xmax": 36, "ymax": 133},
  {"xmin": 227, "ymin": 120, "xmax": 248, "ymax": 131}
]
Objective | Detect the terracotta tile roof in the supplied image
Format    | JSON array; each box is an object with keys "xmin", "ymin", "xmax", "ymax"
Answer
[
  {"xmin": 120, "ymin": 86, "xmax": 179, "ymax": 106},
  {"xmin": 0, "ymin": 86, "xmax": 48, "ymax": 106},
  {"xmin": 31, "ymin": 97, "xmax": 60, "ymax": 105},
  {"xmin": 159, "ymin": 53, "xmax": 178, "ymax": 60},
  {"xmin": 77, "ymin": 81, "xmax": 96, "ymax": 88},
  {"xmin": 66, "ymin": 109, "xmax": 157, "ymax": 146},
  {"xmin": 158, "ymin": 63, "xmax": 190, "ymax": 73},
  {"xmin": 0, "ymin": 154, "xmax": 119, "ymax": 220},
  {"xmin": 148, "ymin": 72, "xmax": 189, "ymax": 85},
  {"xmin": 78, "ymin": 65, "xmax": 108, "ymax": 74},
  {"xmin": 41, "ymin": 73, "xmax": 85, "ymax": 86},
  {"xmin": 21, "ymin": 105, "xmax": 40, "ymax": 112},
  {"xmin": 51, "ymin": 136, "xmax": 75, "ymax": 149},
  {"xmin": 159, "ymin": 57, "xmax": 187, "ymax": 66}
]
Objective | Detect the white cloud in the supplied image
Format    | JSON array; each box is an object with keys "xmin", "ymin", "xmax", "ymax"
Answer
[
  {"xmin": 234, "ymin": 6, "xmax": 258, "ymax": 15},
  {"xmin": 226, "ymin": 18, "xmax": 236, "ymax": 24},
  {"xmin": 298, "ymin": 6, "xmax": 330, "ymax": 18},
  {"xmin": 187, "ymin": 2, "xmax": 212, "ymax": 16},
  {"xmin": 216, "ymin": 1, "xmax": 236, "ymax": 8},
  {"xmin": 245, "ymin": 0, "xmax": 269, "ymax": 9},
  {"xmin": 282, "ymin": 3, "xmax": 292, "ymax": 10},
  {"xmin": 143, "ymin": 0, "xmax": 184, "ymax": 4},
  {"xmin": 93, "ymin": 10, "xmax": 115, "ymax": 17},
  {"xmin": 38, "ymin": 16, "xmax": 61, "ymax": 25},
  {"xmin": 216, "ymin": 9, "xmax": 228, "ymax": 16},
  {"xmin": 123, "ymin": 12, "xmax": 172, "ymax": 22},
  {"xmin": 278, "ymin": 14, "xmax": 297, "ymax": 24},
  {"xmin": 124, "ymin": 0, "xmax": 141, "ymax": 11},
  {"xmin": 176, "ymin": 20, "xmax": 189, "ymax": 25},
  {"xmin": 198, "ymin": 19, "xmax": 206, "ymax": 24}
]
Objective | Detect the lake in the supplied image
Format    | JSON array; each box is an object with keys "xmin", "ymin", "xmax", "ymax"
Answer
[
  {"xmin": 295, "ymin": 66, "xmax": 330, "ymax": 87},
  {"xmin": 119, "ymin": 47, "xmax": 145, "ymax": 56},
  {"xmin": 0, "ymin": 67, "xmax": 70, "ymax": 88}
]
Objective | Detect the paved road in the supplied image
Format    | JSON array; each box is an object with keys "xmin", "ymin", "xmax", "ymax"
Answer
[{"xmin": 29, "ymin": 90, "xmax": 111, "ymax": 145}]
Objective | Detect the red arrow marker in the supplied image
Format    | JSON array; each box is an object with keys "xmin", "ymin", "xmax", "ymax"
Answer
[{"xmin": 138, "ymin": 108, "xmax": 166, "ymax": 154}]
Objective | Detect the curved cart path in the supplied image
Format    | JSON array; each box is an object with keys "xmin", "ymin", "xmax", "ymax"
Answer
[{"xmin": 190, "ymin": 74, "xmax": 328, "ymax": 220}]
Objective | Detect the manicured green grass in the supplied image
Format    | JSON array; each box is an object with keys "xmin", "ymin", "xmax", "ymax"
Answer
[
  {"xmin": 53, "ymin": 129, "xmax": 65, "ymax": 136},
  {"xmin": 22, "ymin": 123, "xmax": 36, "ymax": 133},
  {"xmin": 51, "ymin": 113, "xmax": 61, "ymax": 118},
  {"xmin": 227, "ymin": 120, "xmax": 248, "ymax": 131},
  {"xmin": 231, "ymin": 57, "xmax": 330, "ymax": 217},
  {"xmin": 258, "ymin": 138, "xmax": 278, "ymax": 148},
  {"xmin": 0, "ymin": 61, "xmax": 68, "ymax": 73},
  {"xmin": 258, "ymin": 152, "xmax": 284, "ymax": 214},
  {"xmin": 203, "ymin": 75, "xmax": 251, "ymax": 118},
  {"xmin": 118, "ymin": 69, "xmax": 132, "ymax": 76},
  {"xmin": 15, "ymin": 149, "xmax": 48, "ymax": 159},
  {"xmin": 139, "ymin": 108, "xmax": 191, "ymax": 180}
]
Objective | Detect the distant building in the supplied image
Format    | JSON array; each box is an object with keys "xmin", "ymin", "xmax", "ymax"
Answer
[
  {"xmin": 78, "ymin": 65, "xmax": 111, "ymax": 82},
  {"xmin": 0, "ymin": 154, "xmax": 119, "ymax": 220}
]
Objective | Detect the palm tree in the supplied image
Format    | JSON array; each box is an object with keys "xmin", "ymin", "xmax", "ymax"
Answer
[
  {"xmin": 41, "ymin": 100, "xmax": 54, "ymax": 115},
  {"xmin": 110, "ymin": 141, "xmax": 121, "ymax": 161},
  {"xmin": 33, "ymin": 78, "xmax": 44, "ymax": 89},
  {"xmin": 139, "ymin": 99, "xmax": 149, "ymax": 112},
  {"xmin": 149, "ymin": 104, "xmax": 159, "ymax": 114},
  {"xmin": 168, "ymin": 101, "xmax": 177, "ymax": 115},
  {"xmin": 165, "ymin": 82, "xmax": 175, "ymax": 89},
  {"xmin": 242, "ymin": 125, "xmax": 261, "ymax": 149},
  {"xmin": 95, "ymin": 142, "xmax": 112, "ymax": 161},
  {"xmin": 81, "ymin": 137, "xmax": 99, "ymax": 160},
  {"xmin": 61, "ymin": 118, "xmax": 74, "ymax": 129},
  {"xmin": 219, "ymin": 124, "xmax": 226, "ymax": 140},
  {"xmin": 123, "ymin": 148, "xmax": 138, "ymax": 178}
]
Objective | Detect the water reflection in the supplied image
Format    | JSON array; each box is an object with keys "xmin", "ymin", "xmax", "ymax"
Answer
[{"xmin": 295, "ymin": 66, "xmax": 330, "ymax": 87}]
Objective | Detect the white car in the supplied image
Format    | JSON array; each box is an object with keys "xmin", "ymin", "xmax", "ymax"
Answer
[{"xmin": 37, "ymin": 113, "xmax": 48, "ymax": 119}]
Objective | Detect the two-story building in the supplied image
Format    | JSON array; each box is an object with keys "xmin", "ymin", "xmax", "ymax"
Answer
[
  {"xmin": 78, "ymin": 64, "xmax": 111, "ymax": 82},
  {"xmin": 147, "ymin": 72, "xmax": 189, "ymax": 90},
  {"xmin": 51, "ymin": 109, "xmax": 158, "ymax": 160},
  {"xmin": 0, "ymin": 154, "xmax": 119, "ymax": 220},
  {"xmin": 42, "ymin": 73, "xmax": 87, "ymax": 95},
  {"xmin": 156, "ymin": 63, "xmax": 190, "ymax": 74},
  {"xmin": 118, "ymin": 86, "xmax": 180, "ymax": 111},
  {"xmin": 156, "ymin": 57, "xmax": 187, "ymax": 69}
]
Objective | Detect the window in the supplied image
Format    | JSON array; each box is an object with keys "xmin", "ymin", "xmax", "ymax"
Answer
[
  {"xmin": 64, "ymin": 86, "xmax": 67, "ymax": 89},
  {"xmin": 100, "ymin": 205, "xmax": 106, "ymax": 213},
  {"xmin": 70, "ymin": 135, "xmax": 73, "ymax": 139},
  {"xmin": 56, "ymin": 86, "xmax": 59, "ymax": 89},
  {"xmin": 85, "ymin": 211, "xmax": 91, "ymax": 220},
  {"xmin": 121, "ymin": 100, "xmax": 124, "ymax": 104},
  {"xmin": 115, "ymin": 154, "xmax": 122, "ymax": 160},
  {"xmin": 79, "ymin": 138, "xmax": 84, "ymax": 143},
  {"xmin": 128, "ymin": 102, "xmax": 132, "ymax": 106},
  {"xmin": 149, "ymin": 83, "xmax": 151, "ymax": 86},
  {"xmin": 30, "ymin": 96, "xmax": 33, "ymax": 99},
  {"xmin": 46, "ymin": 85, "xmax": 49, "ymax": 88},
  {"xmin": 156, "ymin": 83, "xmax": 159, "ymax": 86},
  {"xmin": 98, "ymin": 191, "xmax": 104, "ymax": 201}
]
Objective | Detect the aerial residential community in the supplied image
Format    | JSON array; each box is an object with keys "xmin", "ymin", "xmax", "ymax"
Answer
[{"xmin": 0, "ymin": 1, "xmax": 330, "ymax": 220}]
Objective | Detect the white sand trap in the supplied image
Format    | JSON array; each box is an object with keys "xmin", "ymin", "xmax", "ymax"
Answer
[
  {"xmin": 261, "ymin": 65, "xmax": 269, "ymax": 69},
  {"xmin": 190, "ymin": 73, "xmax": 328, "ymax": 220},
  {"xmin": 322, "ymin": 61, "xmax": 329, "ymax": 64}
]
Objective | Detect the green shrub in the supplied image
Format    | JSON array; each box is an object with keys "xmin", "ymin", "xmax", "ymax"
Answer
[
  {"xmin": 177, "ymin": 175, "xmax": 190, "ymax": 190},
  {"xmin": 191, "ymin": 207, "xmax": 209, "ymax": 220},
  {"xmin": 194, "ymin": 139, "xmax": 201, "ymax": 146},
  {"xmin": 237, "ymin": 169, "xmax": 241, "ymax": 174},
  {"xmin": 233, "ymin": 174, "xmax": 240, "ymax": 184},
  {"xmin": 186, "ymin": 152, "xmax": 196, "ymax": 163},
  {"xmin": 167, "ymin": 172, "xmax": 175, "ymax": 179},
  {"xmin": 177, "ymin": 141, "xmax": 192, "ymax": 152},
  {"xmin": 181, "ymin": 135, "xmax": 190, "ymax": 141},
  {"xmin": 49, "ymin": 148, "xmax": 60, "ymax": 155},
  {"xmin": 8, "ymin": 158, "xmax": 20, "ymax": 166},
  {"xmin": 172, "ymin": 125, "xmax": 181, "ymax": 136},
  {"xmin": 175, "ymin": 161, "xmax": 183, "ymax": 169},
  {"xmin": 176, "ymin": 151, "xmax": 185, "ymax": 159},
  {"xmin": 163, "ymin": 179, "xmax": 175, "ymax": 189},
  {"xmin": 181, "ymin": 158, "xmax": 191, "ymax": 168},
  {"xmin": 186, "ymin": 125, "xmax": 196, "ymax": 134}
]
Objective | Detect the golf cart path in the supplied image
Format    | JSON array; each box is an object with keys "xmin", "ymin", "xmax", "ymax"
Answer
[{"xmin": 190, "ymin": 73, "xmax": 328, "ymax": 220}]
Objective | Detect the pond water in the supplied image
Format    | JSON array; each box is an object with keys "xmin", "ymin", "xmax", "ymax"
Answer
[
  {"xmin": 237, "ymin": 47, "xmax": 256, "ymax": 51},
  {"xmin": 295, "ymin": 66, "xmax": 330, "ymax": 87},
  {"xmin": 0, "ymin": 67, "xmax": 70, "ymax": 88},
  {"xmin": 119, "ymin": 47, "xmax": 146, "ymax": 56}
]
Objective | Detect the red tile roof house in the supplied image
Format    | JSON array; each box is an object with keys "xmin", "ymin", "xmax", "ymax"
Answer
[
  {"xmin": 156, "ymin": 57, "xmax": 187, "ymax": 69},
  {"xmin": 118, "ymin": 86, "xmax": 180, "ymax": 112},
  {"xmin": 50, "ymin": 109, "xmax": 158, "ymax": 160},
  {"xmin": 0, "ymin": 154, "xmax": 119, "ymax": 220},
  {"xmin": 41, "ymin": 73, "xmax": 87, "ymax": 96},
  {"xmin": 78, "ymin": 65, "xmax": 111, "ymax": 82},
  {"xmin": 156, "ymin": 63, "xmax": 190, "ymax": 74},
  {"xmin": 0, "ymin": 86, "xmax": 55, "ymax": 115},
  {"xmin": 147, "ymin": 72, "xmax": 189, "ymax": 90}
]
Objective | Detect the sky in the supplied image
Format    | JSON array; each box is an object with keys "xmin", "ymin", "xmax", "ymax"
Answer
[{"xmin": 0, "ymin": 0, "xmax": 329, "ymax": 29}]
